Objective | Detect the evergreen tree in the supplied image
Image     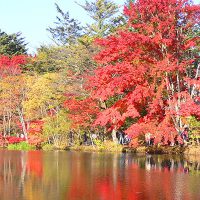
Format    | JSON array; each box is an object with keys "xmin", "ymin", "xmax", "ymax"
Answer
[
  {"xmin": 0, "ymin": 30, "xmax": 27, "ymax": 56},
  {"xmin": 76, "ymin": 0, "xmax": 120, "ymax": 37},
  {"xmin": 47, "ymin": 3, "xmax": 83, "ymax": 45}
]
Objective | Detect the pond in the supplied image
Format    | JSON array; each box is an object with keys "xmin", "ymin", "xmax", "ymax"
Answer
[{"xmin": 0, "ymin": 150, "xmax": 199, "ymax": 200}]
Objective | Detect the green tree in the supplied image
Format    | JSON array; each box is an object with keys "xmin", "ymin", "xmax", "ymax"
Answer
[
  {"xmin": 43, "ymin": 110, "xmax": 71, "ymax": 148},
  {"xmin": 0, "ymin": 30, "xmax": 27, "ymax": 55},
  {"xmin": 187, "ymin": 116, "xmax": 200, "ymax": 143},
  {"xmin": 31, "ymin": 43, "xmax": 97, "ymax": 74},
  {"xmin": 76, "ymin": 0, "xmax": 120, "ymax": 37},
  {"xmin": 47, "ymin": 3, "xmax": 83, "ymax": 45}
]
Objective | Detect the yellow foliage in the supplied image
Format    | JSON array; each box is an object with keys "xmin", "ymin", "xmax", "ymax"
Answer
[{"xmin": 23, "ymin": 73, "xmax": 67, "ymax": 119}]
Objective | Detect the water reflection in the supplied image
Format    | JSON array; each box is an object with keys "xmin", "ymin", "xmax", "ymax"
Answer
[{"xmin": 0, "ymin": 150, "xmax": 199, "ymax": 200}]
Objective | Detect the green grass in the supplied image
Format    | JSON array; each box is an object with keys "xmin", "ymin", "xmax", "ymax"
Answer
[{"xmin": 7, "ymin": 142, "xmax": 35, "ymax": 150}]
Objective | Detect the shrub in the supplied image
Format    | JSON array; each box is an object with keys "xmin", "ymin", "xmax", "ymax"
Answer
[
  {"xmin": 42, "ymin": 143, "xmax": 54, "ymax": 151},
  {"xmin": 28, "ymin": 135, "xmax": 43, "ymax": 146},
  {"xmin": 7, "ymin": 141, "xmax": 35, "ymax": 150},
  {"xmin": 6, "ymin": 136, "xmax": 25, "ymax": 144}
]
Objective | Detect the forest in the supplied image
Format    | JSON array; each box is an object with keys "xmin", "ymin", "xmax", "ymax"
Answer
[{"xmin": 0, "ymin": 0, "xmax": 199, "ymax": 151}]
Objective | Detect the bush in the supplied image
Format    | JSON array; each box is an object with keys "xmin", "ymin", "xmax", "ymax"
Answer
[
  {"xmin": 42, "ymin": 143, "xmax": 54, "ymax": 151},
  {"xmin": 7, "ymin": 141, "xmax": 35, "ymax": 150},
  {"xmin": 6, "ymin": 136, "xmax": 25, "ymax": 144},
  {"xmin": 28, "ymin": 135, "xmax": 43, "ymax": 146},
  {"xmin": 91, "ymin": 140, "xmax": 123, "ymax": 152},
  {"xmin": 100, "ymin": 141, "xmax": 123, "ymax": 152}
]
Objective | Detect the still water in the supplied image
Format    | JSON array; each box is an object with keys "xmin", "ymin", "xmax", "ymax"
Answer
[{"xmin": 0, "ymin": 150, "xmax": 199, "ymax": 200}]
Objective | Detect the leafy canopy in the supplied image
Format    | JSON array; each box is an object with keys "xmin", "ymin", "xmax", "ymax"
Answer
[
  {"xmin": 0, "ymin": 30, "xmax": 27, "ymax": 56},
  {"xmin": 80, "ymin": 0, "xmax": 200, "ymax": 143}
]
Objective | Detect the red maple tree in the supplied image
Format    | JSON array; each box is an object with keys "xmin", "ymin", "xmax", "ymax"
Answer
[
  {"xmin": 83, "ymin": 0, "xmax": 200, "ymax": 143},
  {"xmin": 64, "ymin": 96, "xmax": 99, "ymax": 129},
  {"xmin": 0, "ymin": 55, "xmax": 26, "ymax": 78}
]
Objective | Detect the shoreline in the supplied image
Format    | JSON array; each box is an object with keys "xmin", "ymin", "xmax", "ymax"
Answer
[
  {"xmin": 67, "ymin": 144, "xmax": 200, "ymax": 156},
  {"xmin": 1, "ymin": 143, "xmax": 200, "ymax": 156}
]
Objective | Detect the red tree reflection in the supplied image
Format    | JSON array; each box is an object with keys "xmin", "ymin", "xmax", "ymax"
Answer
[{"xmin": 26, "ymin": 151, "xmax": 43, "ymax": 177}]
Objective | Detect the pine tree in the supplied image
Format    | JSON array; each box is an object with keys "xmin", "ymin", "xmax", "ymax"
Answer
[
  {"xmin": 0, "ymin": 30, "xmax": 27, "ymax": 56},
  {"xmin": 76, "ymin": 0, "xmax": 120, "ymax": 37},
  {"xmin": 47, "ymin": 3, "xmax": 83, "ymax": 45}
]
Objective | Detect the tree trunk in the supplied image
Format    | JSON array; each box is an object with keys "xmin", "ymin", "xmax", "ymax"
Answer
[
  {"xmin": 112, "ymin": 129, "xmax": 118, "ymax": 143},
  {"xmin": 3, "ymin": 112, "xmax": 6, "ymax": 137},
  {"xmin": 17, "ymin": 108, "xmax": 28, "ymax": 140}
]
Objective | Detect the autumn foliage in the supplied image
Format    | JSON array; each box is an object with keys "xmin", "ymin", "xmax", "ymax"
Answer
[
  {"xmin": 68, "ymin": 0, "xmax": 200, "ymax": 143},
  {"xmin": 64, "ymin": 97, "xmax": 99, "ymax": 128},
  {"xmin": 0, "ymin": 0, "xmax": 199, "ymax": 148},
  {"xmin": 0, "ymin": 55, "xmax": 26, "ymax": 78}
]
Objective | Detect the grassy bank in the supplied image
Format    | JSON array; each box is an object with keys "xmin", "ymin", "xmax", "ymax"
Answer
[
  {"xmin": 2, "ymin": 141, "xmax": 200, "ymax": 156},
  {"xmin": 67, "ymin": 144, "xmax": 200, "ymax": 156}
]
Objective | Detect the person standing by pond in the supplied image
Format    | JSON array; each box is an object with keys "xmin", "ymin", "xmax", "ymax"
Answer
[{"xmin": 181, "ymin": 125, "xmax": 189, "ymax": 145}]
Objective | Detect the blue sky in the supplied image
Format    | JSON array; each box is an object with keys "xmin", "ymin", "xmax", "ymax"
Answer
[
  {"xmin": 0, "ymin": 0, "xmax": 125, "ymax": 54},
  {"xmin": 0, "ymin": 0, "xmax": 199, "ymax": 54}
]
